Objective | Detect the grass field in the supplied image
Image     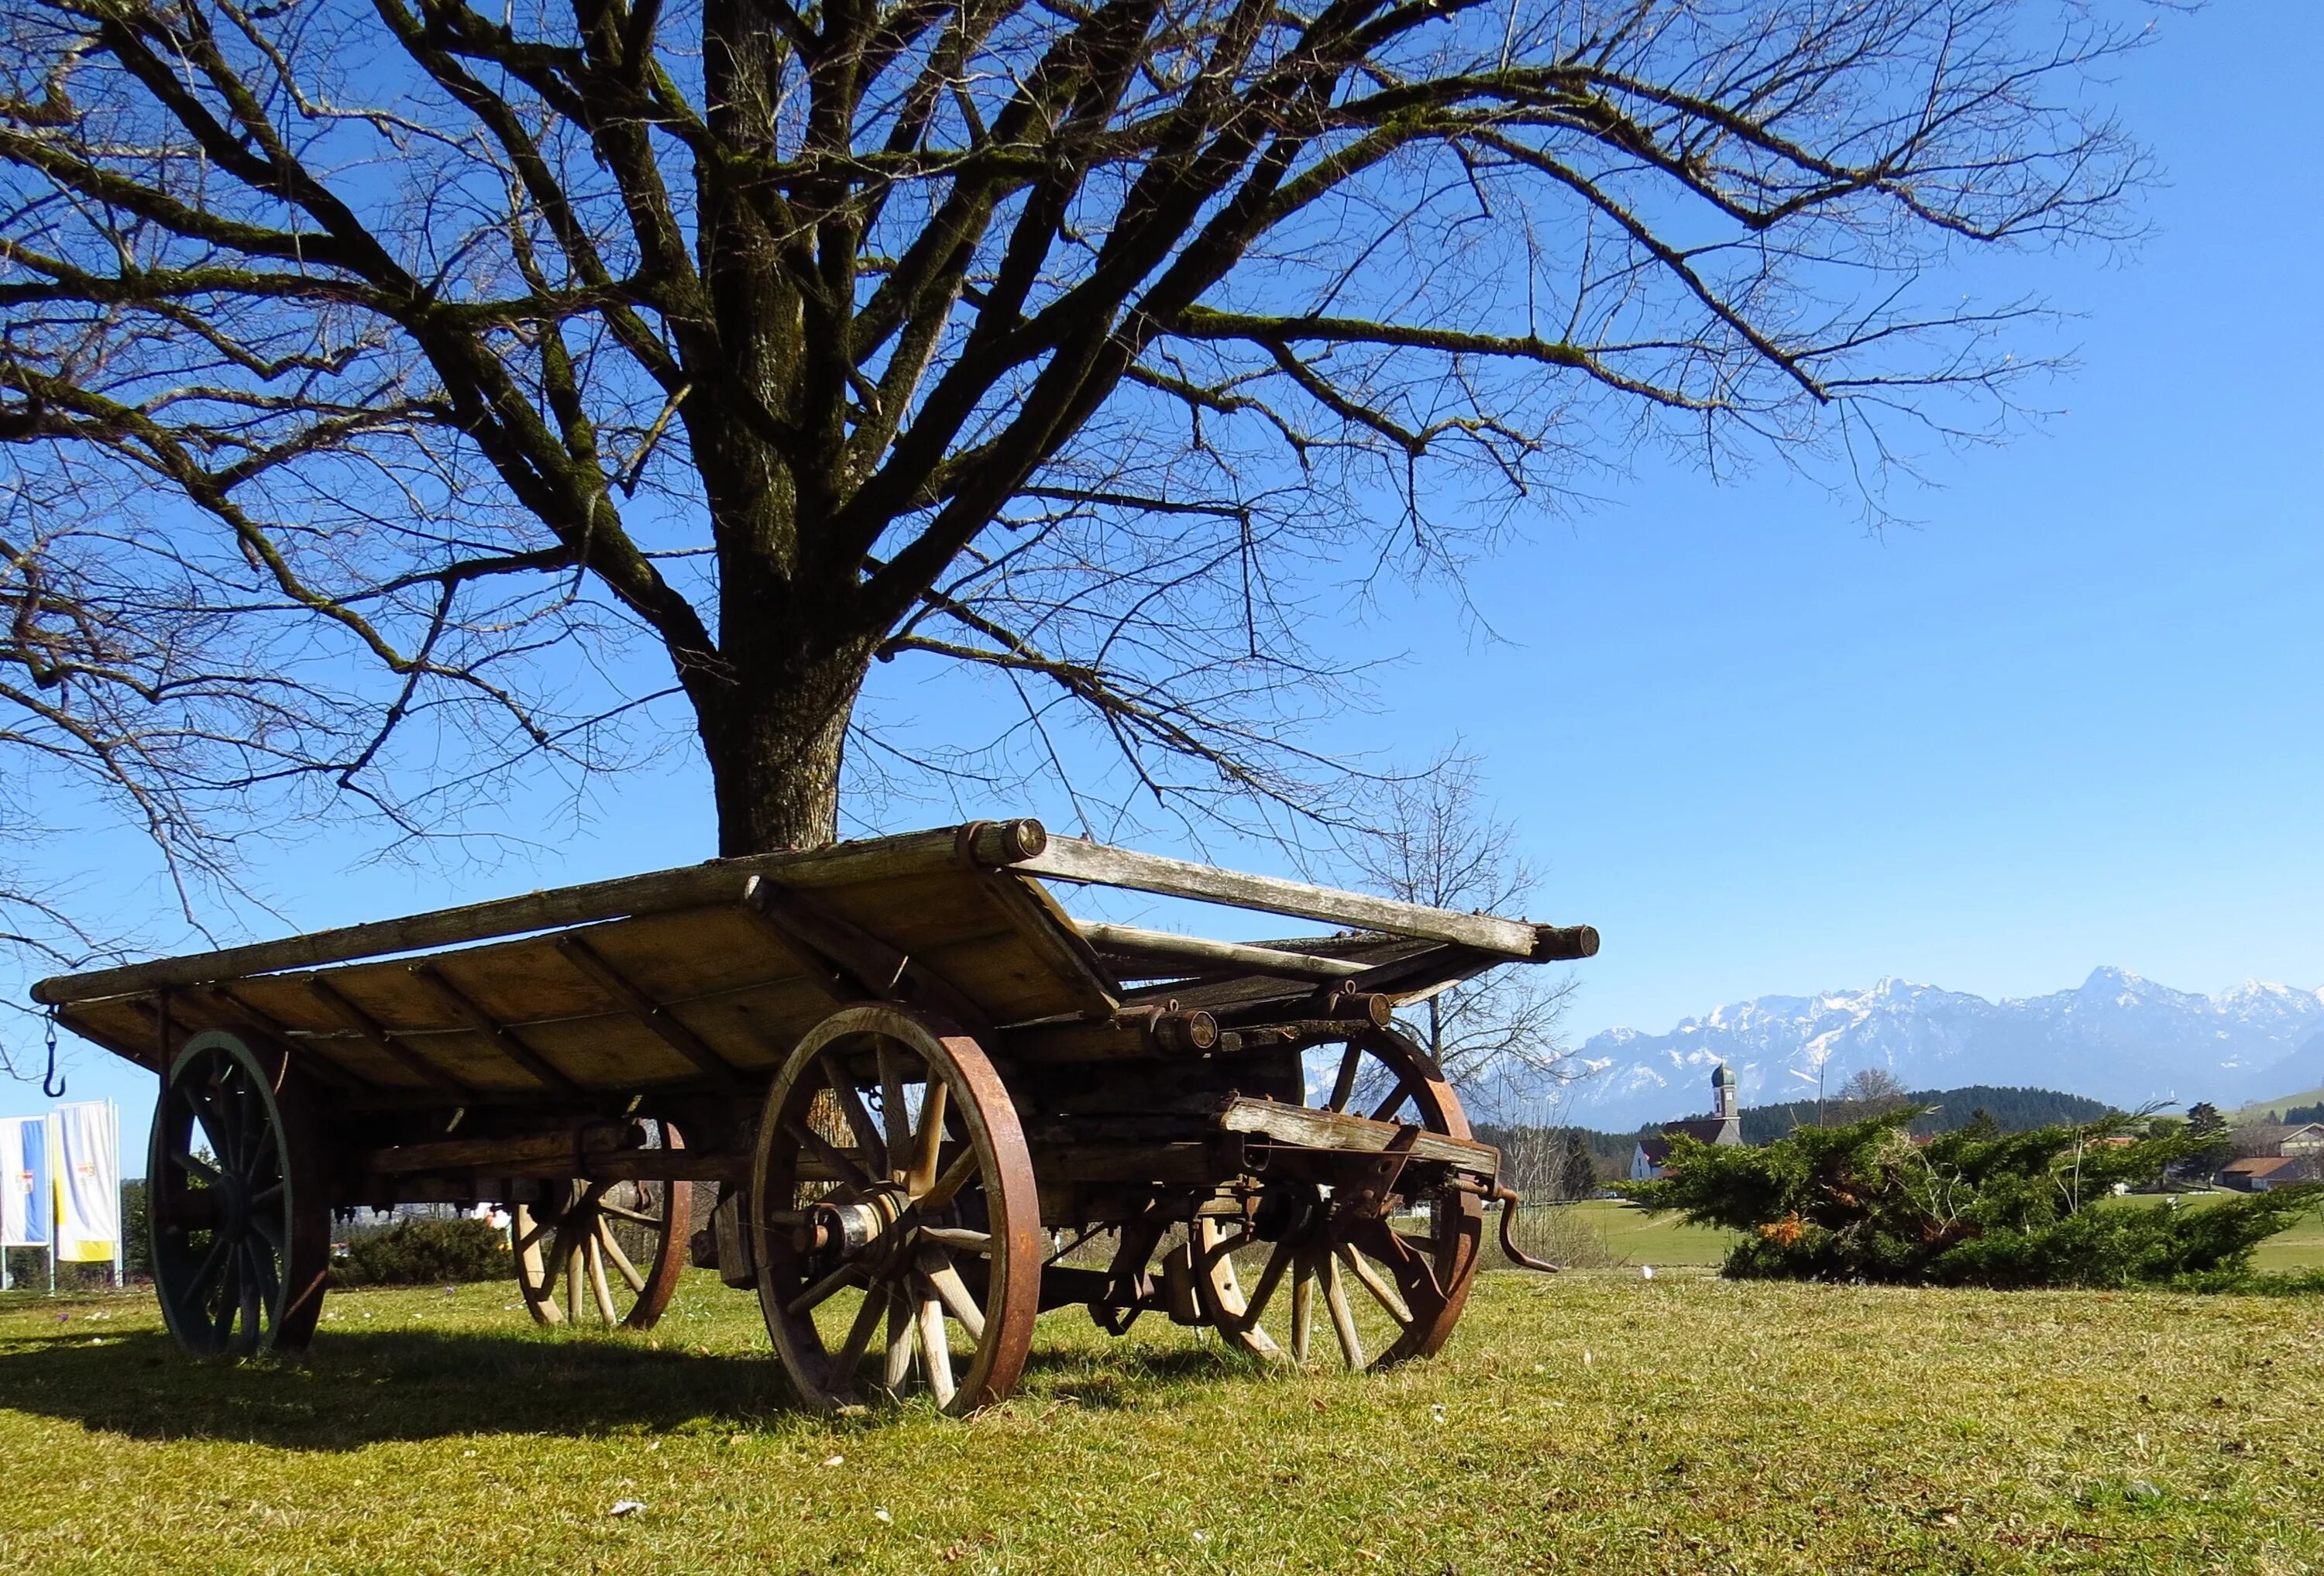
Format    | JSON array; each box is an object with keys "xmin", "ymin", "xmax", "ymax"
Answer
[
  {"xmin": 6, "ymin": 1266, "xmax": 2324, "ymax": 1574},
  {"xmin": 1538, "ymin": 1197, "xmax": 2324, "ymax": 1275}
]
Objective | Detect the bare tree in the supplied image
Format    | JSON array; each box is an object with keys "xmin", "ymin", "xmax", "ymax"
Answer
[
  {"xmin": 1343, "ymin": 763, "xmax": 1576, "ymax": 1107},
  {"xmin": 0, "ymin": 0, "xmax": 2147, "ymax": 902},
  {"xmin": 1836, "ymin": 1066, "xmax": 1910, "ymax": 1112}
]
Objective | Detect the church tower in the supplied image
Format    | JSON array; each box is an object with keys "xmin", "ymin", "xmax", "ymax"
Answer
[{"xmin": 1710, "ymin": 1062, "xmax": 1740, "ymax": 1143}]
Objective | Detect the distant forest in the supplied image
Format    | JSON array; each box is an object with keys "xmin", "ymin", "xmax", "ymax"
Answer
[
  {"xmin": 1481, "ymin": 1084, "xmax": 2116, "ymax": 1192},
  {"xmin": 2267, "ymin": 1102, "xmax": 2324, "ymax": 1125},
  {"xmin": 1736, "ymin": 1085, "xmax": 2113, "ymax": 1145}
]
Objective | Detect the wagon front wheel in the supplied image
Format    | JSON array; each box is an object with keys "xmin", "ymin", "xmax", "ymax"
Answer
[
  {"xmin": 751, "ymin": 1004, "xmax": 1041, "ymax": 1416},
  {"xmin": 148, "ymin": 1030, "xmax": 332, "ymax": 1355}
]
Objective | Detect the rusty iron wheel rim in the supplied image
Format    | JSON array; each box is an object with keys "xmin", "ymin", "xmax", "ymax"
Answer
[{"xmin": 751, "ymin": 1004, "xmax": 1041, "ymax": 1416}]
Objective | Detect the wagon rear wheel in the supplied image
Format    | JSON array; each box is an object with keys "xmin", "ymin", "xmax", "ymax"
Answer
[
  {"xmin": 148, "ymin": 1030, "xmax": 332, "ymax": 1356},
  {"xmin": 752, "ymin": 1004, "xmax": 1041, "ymax": 1416},
  {"xmin": 1197, "ymin": 1024, "xmax": 1485, "ymax": 1369},
  {"xmin": 512, "ymin": 1121, "xmax": 690, "ymax": 1331}
]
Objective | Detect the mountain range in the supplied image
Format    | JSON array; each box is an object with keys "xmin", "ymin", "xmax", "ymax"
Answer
[{"xmin": 1566, "ymin": 968, "xmax": 2324, "ymax": 1131}]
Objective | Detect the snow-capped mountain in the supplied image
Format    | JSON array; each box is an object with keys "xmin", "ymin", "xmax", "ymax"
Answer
[{"xmin": 1568, "ymin": 969, "xmax": 2324, "ymax": 1131}]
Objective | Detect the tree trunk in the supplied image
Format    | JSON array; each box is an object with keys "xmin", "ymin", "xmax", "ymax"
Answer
[{"xmin": 696, "ymin": 644, "xmax": 871, "ymax": 856}]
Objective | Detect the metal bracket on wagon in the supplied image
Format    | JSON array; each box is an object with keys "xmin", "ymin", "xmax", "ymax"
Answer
[{"xmin": 1494, "ymin": 1185, "xmax": 1560, "ymax": 1273}]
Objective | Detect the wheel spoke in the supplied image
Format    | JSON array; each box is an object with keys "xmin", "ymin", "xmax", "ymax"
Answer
[
  {"xmin": 249, "ymin": 1210, "xmax": 284, "ymax": 1253},
  {"xmin": 1236, "ymin": 1238, "xmax": 1298, "ymax": 1328},
  {"xmin": 918, "ymin": 1226, "xmax": 991, "ymax": 1254},
  {"xmin": 909, "ymin": 1080, "xmax": 949, "ymax": 1194},
  {"xmin": 1325, "ymin": 1043, "xmax": 1364, "ymax": 1113},
  {"xmin": 916, "ymin": 1296, "xmax": 955, "ymax": 1406},
  {"xmin": 819, "ymin": 1054, "xmax": 889, "ymax": 1173},
  {"xmin": 875, "ymin": 1044, "xmax": 912, "ymax": 1183},
  {"xmin": 238, "ymin": 1247, "xmax": 264, "ymax": 1348},
  {"xmin": 249, "ymin": 1181, "xmax": 284, "ymax": 1209},
  {"xmin": 169, "ymin": 1147, "xmax": 222, "ymax": 1186},
  {"xmin": 185, "ymin": 1234, "xmax": 232, "ymax": 1306},
  {"xmin": 920, "ymin": 1249, "xmax": 987, "ymax": 1344},
  {"xmin": 830, "ymin": 1285, "xmax": 889, "ymax": 1392},
  {"xmin": 1341, "ymin": 1245, "xmax": 1413, "ymax": 1327},
  {"xmin": 881, "ymin": 1294, "xmax": 915, "ymax": 1391},
  {"xmin": 786, "ymin": 1119, "xmax": 878, "ymax": 1193},
  {"xmin": 597, "ymin": 1221, "xmax": 647, "ymax": 1295},
  {"xmin": 516, "ymin": 1210, "xmax": 559, "ymax": 1254},
  {"xmin": 595, "ymin": 1198, "xmax": 661, "ymax": 1227},
  {"xmin": 248, "ymin": 1235, "xmax": 282, "ymax": 1313},
  {"xmin": 1290, "ymin": 1253, "xmax": 1315, "ymax": 1363},
  {"xmin": 587, "ymin": 1235, "xmax": 620, "ymax": 1323},
  {"xmin": 213, "ymin": 1250, "xmax": 243, "ymax": 1344},
  {"xmin": 1368, "ymin": 1076, "xmax": 1415, "ymax": 1124},
  {"xmin": 785, "ymin": 1258, "xmax": 863, "ymax": 1317},
  {"xmin": 918, "ymin": 1145, "xmax": 979, "ymax": 1210},
  {"xmin": 1320, "ymin": 1251, "xmax": 1364, "ymax": 1369},
  {"xmin": 188, "ymin": 1085, "xmax": 241, "ymax": 1176},
  {"xmin": 564, "ymin": 1238, "xmax": 585, "ymax": 1324}
]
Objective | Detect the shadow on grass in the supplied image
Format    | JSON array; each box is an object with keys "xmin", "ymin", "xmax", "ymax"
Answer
[
  {"xmin": 0, "ymin": 1317, "xmax": 1266, "ymax": 1447},
  {"xmin": 0, "ymin": 1324, "xmax": 801, "ymax": 1449}
]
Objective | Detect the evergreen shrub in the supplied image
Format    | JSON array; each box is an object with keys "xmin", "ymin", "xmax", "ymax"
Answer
[
  {"xmin": 1627, "ymin": 1107, "xmax": 2319, "ymax": 1290},
  {"xmin": 333, "ymin": 1217, "xmax": 511, "ymax": 1287}
]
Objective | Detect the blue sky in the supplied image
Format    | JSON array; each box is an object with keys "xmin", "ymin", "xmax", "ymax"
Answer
[{"xmin": 10, "ymin": 3, "xmax": 2321, "ymax": 1132}]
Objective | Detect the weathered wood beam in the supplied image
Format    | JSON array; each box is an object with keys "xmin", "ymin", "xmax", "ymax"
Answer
[
  {"xmin": 1216, "ymin": 1098, "xmax": 1500, "ymax": 1176},
  {"xmin": 30, "ymin": 819, "xmax": 1050, "ymax": 1006},
  {"xmin": 366, "ymin": 1130, "xmax": 604, "ymax": 1174},
  {"xmin": 1018, "ymin": 838, "xmax": 1545, "ymax": 956},
  {"xmin": 1079, "ymin": 922, "xmax": 1370, "ymax": 983},
  {"xmin": 305, "ymin": 977, "xmax": 476, "ymax": 1097},
  {"xmin": 552, "ymin": 936, "xmax": 744, "ymax": 1096},
  {"xmin": 1003, "ymin": 1008, "xmax": 1220, "ymax": 1064}
]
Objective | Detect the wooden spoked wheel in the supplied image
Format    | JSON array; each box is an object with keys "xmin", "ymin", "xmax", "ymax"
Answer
[
  {"xmin": 148, "ymin": 1030, "xmax": 332, "ymax": 1356},
  {"xmin": 513, "ymin": 1123, "xmax": 690, "ymax": 1330},
  {"xmin": 1195, "ymin": 1025, "xmax": 1485, "ymax": 1370},
  {"xmin": 751, "ymin": 1004, "xmax": 1041, "ymax": 1416}
]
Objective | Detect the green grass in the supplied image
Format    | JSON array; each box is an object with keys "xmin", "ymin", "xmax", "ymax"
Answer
[
  {"xmin": 6, "ymin": 1269, "xmax": 2324, "ymax": 1574},
  {"xmin": 1559, "ymin": 1199, "xmax": 1740, "ymax": 1266}
]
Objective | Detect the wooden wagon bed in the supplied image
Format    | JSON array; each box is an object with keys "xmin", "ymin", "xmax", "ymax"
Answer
[{"xmin": 35, "ymin": 819, "xmax": 1594, "ymax": 1410}]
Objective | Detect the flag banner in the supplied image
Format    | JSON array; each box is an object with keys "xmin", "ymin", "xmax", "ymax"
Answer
[
  {"xmin": 1, "ymin": 1117, "xmax": 46, "ymax": 1247},
  {"xmin": 53, "ymin": 1102, "xmax": 119, "ymax": 1262}
]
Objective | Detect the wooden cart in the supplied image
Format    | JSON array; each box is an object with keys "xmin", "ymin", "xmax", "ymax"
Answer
[{"xmin": 33, "ymin": 820, "xmax": 1594, "ymax": 1413}]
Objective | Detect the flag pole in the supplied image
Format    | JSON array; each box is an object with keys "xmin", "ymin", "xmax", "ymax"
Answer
[{"xmin": 111, "ymin": 1101, "xmax": 124, "ymax": 1291}]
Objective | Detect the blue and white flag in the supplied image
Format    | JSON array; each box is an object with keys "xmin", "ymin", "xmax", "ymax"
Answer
[
  {"xmin": 0, "ymin": 1116, "xmax": 46, "ymax": 1248},
  {"xmin": 53, "ymin": 1101, "xmax": 119, "ymax": 1263}
]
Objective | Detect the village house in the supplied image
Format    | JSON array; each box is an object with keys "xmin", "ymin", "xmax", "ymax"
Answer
[
  {"xmin": 2219, "ymin": 1155, "xmax": 2315, "ymax": 1193},
  {"xmin": 2277, "ymin": 1122, "xmax": 2324, "ymax": 1155},
  {"xmin": 1630, "ymin": 1063, "xmax": 1743, "ymax": 1181}
]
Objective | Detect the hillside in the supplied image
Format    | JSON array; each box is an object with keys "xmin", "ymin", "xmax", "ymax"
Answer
[
  {"xmin": 1571, "ymin": 969, "xmax": 2324, "ymax": 1131},
  {"xmin": 2236, "ymin": 1087, "xmax": 2324, "ymax": 1124}
]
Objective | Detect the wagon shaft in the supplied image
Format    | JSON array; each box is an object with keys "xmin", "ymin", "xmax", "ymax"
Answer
[{"xmin": 33, "ymin": 819, "xmax": 1593, "ymax": 1399}]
